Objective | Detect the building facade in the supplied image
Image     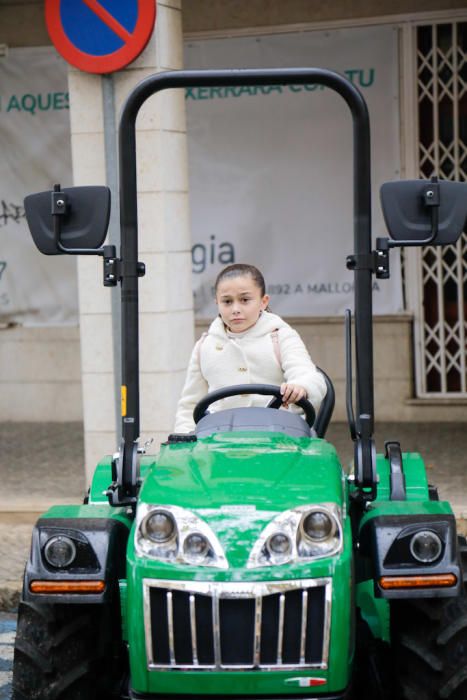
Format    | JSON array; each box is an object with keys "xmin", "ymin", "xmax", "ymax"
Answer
[{"xmin": 0, "ymin": 0, "xmax": 466, "ymax": 479}]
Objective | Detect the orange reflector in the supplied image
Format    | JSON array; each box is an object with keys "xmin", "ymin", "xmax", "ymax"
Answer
[
  {"xmin": 30, "ymin": 580, "xmax": 105, "ymax": 594},
  {"xmin": 380, "ymin": 573, "xmax": 457, "ymax": 590}
]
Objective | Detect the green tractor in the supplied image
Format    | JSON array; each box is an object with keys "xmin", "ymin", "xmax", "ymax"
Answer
[{"xmin": 12, "ymin": 68, "xmax": 467, "ymax": 700}]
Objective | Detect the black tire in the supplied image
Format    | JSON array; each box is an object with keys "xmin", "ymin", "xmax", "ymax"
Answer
[
  {"xmin": 12, "ymin": 600, "xmax": 127, "ymax": 700},
  {"xmin": 391, "ymin": 594, "xmax": 467, "ymax": 700},
  {"xmin": 353, "ymin": 613, "xmax": 394, "ymax": 700}
]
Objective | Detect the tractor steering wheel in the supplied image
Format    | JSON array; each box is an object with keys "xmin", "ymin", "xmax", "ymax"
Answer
[{"xmin": 193, "ymin": 384, "xmax": 316, "ymax": 427}]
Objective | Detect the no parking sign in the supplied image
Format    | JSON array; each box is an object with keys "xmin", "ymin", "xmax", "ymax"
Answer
[{"xmin": 45, "ymin": 0, "xmax": 156, "ymax": 74}]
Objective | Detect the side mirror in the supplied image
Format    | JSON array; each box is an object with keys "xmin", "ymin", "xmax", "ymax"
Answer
[
  {"xmin": 380, "ymin": 179, "xmax": 467, "ymax": 247},
  {"xmin": 24, "ymin": 186, "xmax": 110, "ymax": 255}
]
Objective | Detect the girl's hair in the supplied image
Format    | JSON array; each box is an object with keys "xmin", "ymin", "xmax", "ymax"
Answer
[{"xmin": 214, "ymin": 263, "xmax": 266, "ymax": 295}]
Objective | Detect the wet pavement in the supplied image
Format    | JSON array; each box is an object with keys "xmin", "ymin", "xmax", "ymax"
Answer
[{"xmin": 0, "ymin": 614, "xmax": 15, "ymax": 700}]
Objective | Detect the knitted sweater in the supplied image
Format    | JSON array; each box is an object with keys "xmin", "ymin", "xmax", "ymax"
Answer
[{"xmin": 174, "ymin": 311, "xmax": 327, "ymax": 433}]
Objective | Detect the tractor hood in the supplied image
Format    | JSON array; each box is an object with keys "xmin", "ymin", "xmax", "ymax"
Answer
[
  {"xmin": 139, "ymin": 433, "xmax": 344, "ymax": 511},
  {"xmin": 133, "ymin": 432, "xmax": 348, "ymax": 576}
]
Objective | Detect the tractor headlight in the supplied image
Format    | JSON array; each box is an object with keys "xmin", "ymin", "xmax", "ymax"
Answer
[
  {"xmin": 44, "ymin": 535, "xmax": 77, "ymax": 569},
  {"xmin": 183, "ymin": 533, "xmax": 211, "ymax": 565},
  {"xmin": 297, "ymin": 507, "xmax": 340, "ymax": 558},
  {"xmin": 302, "ymin": 511, "xmax": 334, "ymax": 540},
  {"xmin": 265, "ymin": 532, "xmax": 293, "ymax": 564},
  {"xmin": 135, "ymin": 504, "xmax": 228, "ymax": 568},
  {"xmin": 410, "ymin": 530, "xmax": 442, "ymax": 563},
  {"xmin": 143, "ymin": 510, "xmax": 176, "ymax": 543},
  {"xmin": 247, "ymin": 504, "xmax": 342, "ymax": 568}
]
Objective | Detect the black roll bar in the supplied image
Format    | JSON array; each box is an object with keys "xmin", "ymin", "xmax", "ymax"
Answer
[{"xmin": 115, "ymin": 68, "xmax": 374, "ymax": 504}]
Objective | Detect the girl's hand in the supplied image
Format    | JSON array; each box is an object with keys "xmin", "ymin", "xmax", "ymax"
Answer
[{"xmin": 280, "ymin": 383, "xmax": 307, "ymax": 408}]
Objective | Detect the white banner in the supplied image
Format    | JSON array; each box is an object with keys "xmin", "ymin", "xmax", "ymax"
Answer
[
  {"xmin": 0, "ymin": 47, "xmax": 76, "ymax": 326},
  {"xmin": 185, "ymin": 26, "xmax": 403, "ymax": 317}
]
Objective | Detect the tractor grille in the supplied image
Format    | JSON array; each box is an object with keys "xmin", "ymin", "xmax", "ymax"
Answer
[{"xmin": 143, "ymin": 578, "xmax": 331, "ymax": 670}]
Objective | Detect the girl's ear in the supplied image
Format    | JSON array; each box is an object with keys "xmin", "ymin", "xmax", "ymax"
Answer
[{"xmin": 261, "ymin": 294, "xmax": 270, "ymax": 311}]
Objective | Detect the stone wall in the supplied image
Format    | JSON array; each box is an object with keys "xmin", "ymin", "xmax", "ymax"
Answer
[{"xmin": 1, "ymin": 0, "xmax": 466, "ymax": 431}]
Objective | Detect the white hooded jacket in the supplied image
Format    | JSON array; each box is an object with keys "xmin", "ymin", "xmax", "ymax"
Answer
[{"xmin": 174, "ymin": 311, "xmax": 327, "ymax": 434}]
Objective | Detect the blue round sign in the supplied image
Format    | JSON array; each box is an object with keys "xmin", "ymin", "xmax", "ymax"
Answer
[{"xmin": 45, "ymin": 0, "xmax": 157, "ymax": 74}]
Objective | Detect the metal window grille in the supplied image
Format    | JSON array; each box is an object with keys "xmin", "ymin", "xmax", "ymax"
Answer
[{"xmin": 416, "ymin": 21, "xmax": 467, "ymax": 395}]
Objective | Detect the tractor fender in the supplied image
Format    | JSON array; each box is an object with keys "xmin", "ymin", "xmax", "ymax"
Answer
[
  {"xmin": 22, "ymin": 516, "xmax": 130, "ymax": 605},
  {"xmin": 357, "ymin": 513, "xmax": 461, "ymax": 599}
]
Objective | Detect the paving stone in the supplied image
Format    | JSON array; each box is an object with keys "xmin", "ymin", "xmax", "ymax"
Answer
[{"xmin": 0, "ymin": 423, "xmax": 85, "ymax": 502}]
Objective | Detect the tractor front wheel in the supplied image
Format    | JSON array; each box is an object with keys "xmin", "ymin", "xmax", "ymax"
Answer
[
  {"xmin": 12, "ymin": 599, "xmax": 126, "ymax": 700},
  {"xmin": 391, "ymin": 594, "xmax": 467, "ymax": 700}
]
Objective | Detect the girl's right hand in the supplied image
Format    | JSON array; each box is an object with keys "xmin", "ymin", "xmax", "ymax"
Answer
[{"xmin": 280, "ymin": 383, "xmax": 307, "ymax": 408}]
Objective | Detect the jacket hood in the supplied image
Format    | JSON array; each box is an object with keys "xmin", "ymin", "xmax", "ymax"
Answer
[{"xmin": 208, "ymin": 311, "xmax": 289, "ymax": 340}]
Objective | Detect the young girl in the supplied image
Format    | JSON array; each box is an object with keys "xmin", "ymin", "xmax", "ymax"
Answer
[{"xmin": 174, "ymin": 263, "xmax": 327, "ymax": 433}]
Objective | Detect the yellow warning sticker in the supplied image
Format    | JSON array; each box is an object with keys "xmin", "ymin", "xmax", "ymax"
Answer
[{"xmin": 121, "ymin": 385, "xmax": 127, "ymax": 417}]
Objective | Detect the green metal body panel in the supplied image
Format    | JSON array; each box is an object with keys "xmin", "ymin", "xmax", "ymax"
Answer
[
  {"xmin": 119, "ymin": 580, "xmax": 128, "ymax": 641},
  {"xmin": 89, "ymin": 456, "xmax": 152, "ymax": 504},
  {"xmin": 40, "ymin": 503, "xmax": 131, "ymax": 525},
  {"xmin": 358, "ymin": 451, "xmax": 453, "ymax": 526},
  {"xmin": 68, "ymin": 435, "xmax": 449, "ymax": 696},
  {"xmin": 353, "ymin": 451, "xmax": 455, "ymax": 643},
  {"xmin": 360, "ymin": 498, "xmax": 454, "ymax": 527},
  {"xmin": 355, "ymin": 580, "xmax": 390, "ymax": 643},
  {"xmin": 374, "ymin": 452, "xmax": 429, "ymax": 501},
  {"xmin": 88, "ymin": 458, "xmax": 114, "ymax": 503},
  {"xmin": 139, "ymin": 433, "xmax": 344, "ymax": 512},
  {"xmin": 126, "ymin": 518, "xmax": 354, "ymax": 695},
  {"xmin": 123, "ymin": 433, "xmax": 353, "ymax": 695}
]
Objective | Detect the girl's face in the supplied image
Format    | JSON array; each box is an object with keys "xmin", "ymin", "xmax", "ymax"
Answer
[{"xmin": 216, "ymin": 274, "xmax": 270, "ymax": 333}]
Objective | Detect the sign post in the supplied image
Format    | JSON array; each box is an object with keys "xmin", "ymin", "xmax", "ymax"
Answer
[{"xmin": 45, "ymin": 0, "xmax": 156, "ymax": 436}]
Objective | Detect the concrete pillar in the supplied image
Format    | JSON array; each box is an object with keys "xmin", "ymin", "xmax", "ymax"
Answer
[{"xmin": 68, "ymin": 0, "xmax": 194, "ymax": 484}]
